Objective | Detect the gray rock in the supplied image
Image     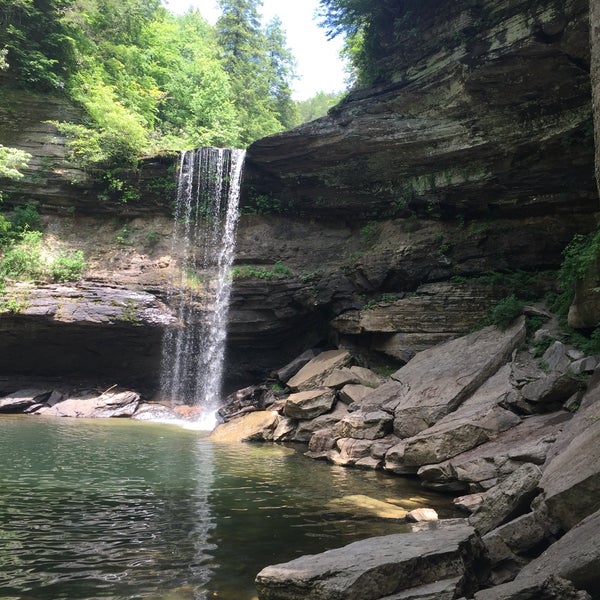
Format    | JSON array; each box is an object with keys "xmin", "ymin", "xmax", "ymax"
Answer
[
  {"xmin": 538, "ymin": 383, "xmax": 600, "ymax": 531},
  {"xmin": 475, "ymin": 510, "xmax": 600, "ymax": 599},
  {"xmin": 418, "ymin": 412, "xmax": 570, "ymax": 491},
  {"xmin": 37, "ymin": 390, "xmax": 140, "ymax": 418},
  {"xmin": 541, "ymin": 341, "xmax": 572, "ymax": 374},
  {"xmin": 349, "ymin": 366, "xmax": 382, "ymax": 387},
  {"xmin": 275, "ymin": 349, "xmax": 317, "ymax": 382},
  {"xmin": 386, "ymin": 366, "xmax": 520, "ymax": 471},
  {"xmin": 336, "ymin": 438, "xmax": 372, "ymax": 462},
  {"xmin": 569, "ymin": 356, "xmax": 599, "ymax": 375},
  {"xmin": 293, "ymin": 402, "xmax": 348, "ymax": 442},
  {"xmin": 339, "ymin": 383, "xmax": 374, "ymax": 405},
  {"xmin": 454, "ymin": 493, "xmax": 487, "ymax": 514},
  {"xmin": 406, "ymin": 508, "xmax": 438, "ymax": 523},
  {"xmin": 378, "ymin": 319, "xmax": 526, "ymax": 438},
  {"xmin": 377, "ymin": 577, "xmax": 461, "ymax": 600},
  {"xmin": 209, "ymin": 410, "xmax": 279, "ymax": 442},
  {"xmin": 271, "ymin": 416, "xmax": 297, "ymax": 441},
  {"xmin": 323, "ymin": 367, "xmax": 361, "ymax": 388},
  {"xmin": 283, "ymin": 388, "xmax": 336, "ymax": 420},
  {"xmin": 0, "ymin": 388, "xmax": 52, "ymax": 412},
  {"xmin": 469, "ymin": 463, "xmax": 542, "ymax": 535},
  {"xmin": 336, "ymin": 409, "xmax": 393, "ymax": 440},
  {"xmin": 307, "ymin": 429, "xmax": 336, "ymax": 452},
  {"xmin": 474, "ymin": 575, "xmax": 591, "ymax": 600},
  {"xmin": 286, "ymin": 350, "xmax": 351, "ymax": 391},
  {"xmin": 483, "ymin": 510, "xmax": 553, "ymax": 558},
  {"xmin": 521, "ymin": 372, "xmax": 579, "ymax": 408},
  {"xmin": 256, "ymin": 520, "xmax": 482, "ymax": 600}
]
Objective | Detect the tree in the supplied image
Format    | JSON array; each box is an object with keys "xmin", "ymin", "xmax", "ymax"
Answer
[
  {"xmin": 264, "ymin": 16, "xmax": 297, "ymax": 129},
  {"xmin": 216, "ymin": 0, "xmax": 282, "ymax": 145},
  {"xmin": 294, "ymin": 91, "xmax": 345, "ymax": 126},
  {"xmin": 0, "ymin": 0, "xmax": 78, "ymax": 89},
  {"xmin": 317, "ymin": 0, "xmax": 403, "ymax": 86}
]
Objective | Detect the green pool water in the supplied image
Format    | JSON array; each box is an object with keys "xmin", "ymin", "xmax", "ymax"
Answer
[{"xmin": 0, "ymin": 416, "xmax": 455, "ymax": 600}]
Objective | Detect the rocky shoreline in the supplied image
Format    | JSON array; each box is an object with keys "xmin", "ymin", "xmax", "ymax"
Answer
[{"xmin": 209, "ymin": 312, "xmax": 599, "ymax": 600}]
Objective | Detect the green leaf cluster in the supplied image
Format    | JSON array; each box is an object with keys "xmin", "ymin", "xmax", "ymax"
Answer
[{"xmin": 2, "ymin": 0, "xmax": 308, "ymax": 166}]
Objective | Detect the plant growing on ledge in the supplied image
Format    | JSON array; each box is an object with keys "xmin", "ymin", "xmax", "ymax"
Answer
[{"xmin": 231, "ymin": 261, "xmax": 292, "ymax": 280}]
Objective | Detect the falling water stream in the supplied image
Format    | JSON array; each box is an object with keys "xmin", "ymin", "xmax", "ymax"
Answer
[{"xmin": 160, "ymin": 147, "xmax": 245, "ymax": 427}]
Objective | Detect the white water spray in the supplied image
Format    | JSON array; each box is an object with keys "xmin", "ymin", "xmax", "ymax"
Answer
[{"xmin": 160, "ymin": 147, "xmax": 245, "ymax": 429}]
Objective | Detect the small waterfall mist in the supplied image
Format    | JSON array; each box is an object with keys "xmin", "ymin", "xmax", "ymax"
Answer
[{"xmin": 160, "ymin": 147, "xmax": 245, "ymax": 428}]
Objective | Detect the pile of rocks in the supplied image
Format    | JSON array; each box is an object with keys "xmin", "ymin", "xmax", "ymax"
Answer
[{"xmin": 211, "ymin": 317, "xmax": 600, "ymax": 599}]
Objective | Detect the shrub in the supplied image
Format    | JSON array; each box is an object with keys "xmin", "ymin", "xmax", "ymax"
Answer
[
  {"xmin": 50, "ymin": 251, "xmax": 86, "ymax": 282},
  {"xmin": 488, "ymin": 294, "xmax": 525, "ymax": 329},
  {"xmin": 0, "ymin": 230, "xmax": 44, "ymax": 281}
]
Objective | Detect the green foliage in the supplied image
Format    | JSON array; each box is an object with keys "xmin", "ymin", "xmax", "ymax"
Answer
[
  {"xmin": 294, "ymin": 91, "xmax": 345, "ymax": 125},
  {"xmin": 11, "ymin": 204, "xmax": 41, "ymax": 232},
  {"xmin": 0, "ymin": 145, "xmax": 32, "ymax": 179},
  {"xmin": 231, "ymin": 261, "xmax": 292, "ymax": 280},
  {"xmin": 488, "ymin": 294, "xmax": 525, "ymax": 329},
  {"xmin": 360, "ymin": 220, "xmax": 379, "ymax": 248},
  {"xmin": 243, "ymin": 192, "xmax": 293, "ymax": 215},
  {"xmin": 0, "ymin": 230, "xmax": 45, "ymax": 280},
  {"xmin": 217, "ymin": 0, "xmax": 296, "ymax": 144},
  {"xmin": 116, "ymin": 224, "xmax": 131, "ymax": 245},
  {"xmin": 554, "ymin": 227, "xmax": 600, "ymax": 314},
  {"xmin": 50, "ymin": 250, "xmax": 86, "ymax": 282},
  {"xmin": 145, "ymin": 230, "xmax": 160, "ymax": 246},
  {"xmin": 5, "ymin": 0, "xmax": 299, "ymax": 169},
  {"xmin": 317, "ymin": 0, "xmax": 402, "ymax": 86},
  {"xmin": 547, "ymin": 226, "xmax": 600, "ymax": 354}
]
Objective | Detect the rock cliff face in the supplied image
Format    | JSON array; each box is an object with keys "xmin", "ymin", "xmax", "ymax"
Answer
[
  {"xmin": 0, "ymin": 0, "xmax": 599, "ymax": 393},
  {"xmin": 243, "ymin": 0, "xmax": 596, "ymax": 221},
  {"xmin": 592, "ymin": 0, "xmax": 600, "ymax": 190}
]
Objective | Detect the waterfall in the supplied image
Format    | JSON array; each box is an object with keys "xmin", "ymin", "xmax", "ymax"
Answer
[{"xmin": 160, "ymin": 147, "xmax": 245, "ymax": 428}]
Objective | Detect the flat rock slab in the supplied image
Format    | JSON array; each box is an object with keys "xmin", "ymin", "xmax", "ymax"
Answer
[
  {"xmin": 366, "ymin": 319, "xmax": 526, "ymax": 438},
  {"xmin": 0, "ymin": 388, "xmax": 52, "ymax": 412},
  {"xmin": 379, "ymin": 576, "xmax": 461, "ymax": 599},
  {"xmin": 256, "ymin": 520, "xmax": 480, "ymax": 600},
  {"xmin": 475, "ymin": 509, "xmax": 600, "ymax": 599},
  {"xmin": 386, "ymin": 366, "xmax": 520, "ymax": 471},
  {"xmin": 287, "ymin": 350, "xmax": 351, "ymax": 391},
  {"xmin": 539, "ymin": 382, "xmax": 600, "ymax": 530},
  {"xmin": 418, "ymin": 412, "xmax": 570, "ymax": 491},
  {"xmin": 6, "ymin": 282, "xmax": 173, "ymax": 325},
  {"xmin": 37, "ymin": 390, "xmax": 140, "ymax": 418},
  {"xmin": 469, "ymin": 463, "xmax": 542, "ymax": 535},
  {"xmin": 210, "ymin": 410, "xmax": 278, "ymax": 442},
  {"xmin": 284, "ymin": 388, "xmax": 336, "ymax": 420}
]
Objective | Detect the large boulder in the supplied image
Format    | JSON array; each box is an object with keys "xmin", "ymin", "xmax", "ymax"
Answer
[
  {"xmin": 286, "ymin": 350, "xmax": 351, "ymax": 391},
  {"xmin": 364, "ymin": 319, "xmax": 526, "ymax": 439},
  {"xmin": 474, "ymin": 509, "xmax": 600, "ymax": 599},
  {"xmin": 537, "ymin": 378, "xmax": 600, "ymax": 530},
  {"xmin": 209, "ymin": 410, "xmax": 279, "ymax": 442},
  {"xmin": 283, "ymin": 388, "xmax": 336, "ymax": 420},
  {"xmin": 385, "ymin": 366, "xmax": 520, "ymax": 472},
  {"xmin": 469, "ymin": 463, "xmax": 542, "ymax": 535},
  {"xmin": 256, "ymin": 520, "xmax": 483, "ymax": 600},
  {"xmin": 37, "ymin": 389, "xmax": 140, "ymax": 418},
  {"xmin": 418, "ymin": 412, "xmax": 571, "ymax": 492},
  {"xmin": 0, "ymin": 388, "xmax": 52, "ymax": 412}
]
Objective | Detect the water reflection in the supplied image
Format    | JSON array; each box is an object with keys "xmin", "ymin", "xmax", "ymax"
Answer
[{"xmin": 0, "ymin": 417, "xmax": 455, "ymax": 600}]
